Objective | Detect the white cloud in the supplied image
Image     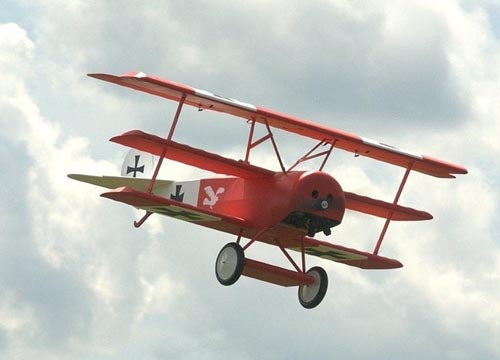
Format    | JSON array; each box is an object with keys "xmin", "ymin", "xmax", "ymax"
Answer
[
  {"xmin": 0, "ymin": 292, "xmax": 36, "ymax": 335},
  {"xmin": 0, "ymin": 22, "xmax": 33, "ymax": 66},
  {"xmin": 1, "ymin": 0, "xmax": 500, "ymax": 358}
]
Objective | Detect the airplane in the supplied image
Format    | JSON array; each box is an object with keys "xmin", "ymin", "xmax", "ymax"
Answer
[{"xmin": 69, "ymin": 71, "xmax": 467, "ymax": 309}]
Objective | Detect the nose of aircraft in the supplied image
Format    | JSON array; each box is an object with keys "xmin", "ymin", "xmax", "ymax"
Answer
[
  {"xmin": 297, "ymin": 171, "xmax": 344, "ymax": 209},
  {"xmin": 293, "ymin": 171, "xmax": 346, "ymax": 236},
  {"xmin": 311, "ymin": 193, "xmax": 335, "ymax": 210}
]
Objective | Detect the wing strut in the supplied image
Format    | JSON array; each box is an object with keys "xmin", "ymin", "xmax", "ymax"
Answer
[
  {"xmin": 146, "ymin": 93, "xmax": 186, "ymax": 194},
  {"xmin": 287, "ymin": 139, "xmax": 336, "ymax": 172},
  {"xmin": 134, "ymin": 93, "xmax": 186, "ymax": 228},
  {"xmin": 373, "ymin": 162, "xmax": 413, "ymax": 255},
  {"xmin": 244, "ymin": 118, "xmax": 286, "ymax": 173}
]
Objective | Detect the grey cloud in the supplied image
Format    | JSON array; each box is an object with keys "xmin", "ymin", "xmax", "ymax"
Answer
[
  {"xmin": 0, "ymin": 139, "xmax": 91, "ymax": 348},
  {"xmin": 2, "ymin": 1, "xmax": 499, "ymax": 359},
  {"xmin": 29, "ymin": 1, "xmax": 469, "ymax": 143}
]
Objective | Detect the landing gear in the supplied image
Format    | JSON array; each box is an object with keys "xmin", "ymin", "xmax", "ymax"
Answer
[
  {"xmin": 215, "ymin": 242, "xmax": 245, "ymax": 286},
  {"xmin": 215, "ymin": 240, "xmax": 329, "ymax": 309},
  {"xmin": 298, "ymin": 266, "xmax": 328, "ymax": 309}
]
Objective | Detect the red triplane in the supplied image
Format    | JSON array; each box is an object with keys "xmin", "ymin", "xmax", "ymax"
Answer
[{"xmin": 69, "ymin": 72, "xmax": 467, "ymax": 308}]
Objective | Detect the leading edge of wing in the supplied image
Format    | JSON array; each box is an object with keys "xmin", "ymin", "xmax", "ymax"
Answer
[{"xmin": 89, "ymin": 71, "xmax": 467, "ymax": 178}]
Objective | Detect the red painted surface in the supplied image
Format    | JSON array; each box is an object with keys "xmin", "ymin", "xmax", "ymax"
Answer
[
  {"xmin": 100, "ymin": 173, "xmax": 402, "ymax": 270},
  {"xmin": 373, "ymin": 163, "xmax": 414, "ymax": 255},
  {"xmin": 90, "ymin": 72, "xmax": 468, "ymax": 178},
  {"xmin": 242, "ymin": 258, "xmax": 315, "ymax": 287},
  {"xmin": 102, "ymin": 131, "xmax": 429, "ymax": 271},
  {"xmin": 111, "ymin": 130, "xmax": 275, "ymax": 179},
  {"xmin": 86, "ymin": 71, "xmax": 469, "ymax": 288},
  {"xmin": 344, "ymin": 192, "xmax": 432, "ymax": 221}
]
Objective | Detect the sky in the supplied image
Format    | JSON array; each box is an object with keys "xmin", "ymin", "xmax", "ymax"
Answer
[{"xmin": 1, "ymin": 0, "xmax": 499, "ymax": 359}]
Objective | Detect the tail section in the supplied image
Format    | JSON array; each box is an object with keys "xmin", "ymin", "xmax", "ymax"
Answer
[
  {"xmin": 121, "ymin": 148, "xmax": 155, "ymax": 178},
  {"xmin": 68, "ymin": 148, "xmax": 172, "ymax": 192},
  {"xmin": 67, "ymin": 174, "xmax": 172, "ymax": 192}
]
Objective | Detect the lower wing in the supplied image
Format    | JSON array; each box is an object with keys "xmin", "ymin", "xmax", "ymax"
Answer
[
  {"xmin": 101, "ymin": 186, "xmax": 251, "ymax": 228},
  {"xmin": 292, "ymin": 237, "xmax": 402, "ymax": 269},
  {"xmin": 73, "ymin": 177, "xmax": 401, "ymax": 270}
]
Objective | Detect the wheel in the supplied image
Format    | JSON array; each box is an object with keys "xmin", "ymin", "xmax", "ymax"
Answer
[
  {"xmin": 215, "ymin": 242, "xmax": 245, "ymax": 286},
  {"xmin": 298, "ymin": 266, "xmax": 328, "ymax": 309}
]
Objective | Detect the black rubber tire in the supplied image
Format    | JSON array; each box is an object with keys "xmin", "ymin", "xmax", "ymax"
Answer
[
  {"xmin": 215, "ymin": 242, "xmax": 245, "ymax": 286},
  {"xmin": 298, "ymin": 266, "xmax": 328, "ymax": 309}
]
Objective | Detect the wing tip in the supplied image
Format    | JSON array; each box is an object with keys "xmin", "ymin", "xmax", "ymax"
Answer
[
  {"xmin": 87, "ymin": 73, "xmax": 107, "ymax": 79},
  {"xmin": 87, "ymin": 71, "xmax": 146, "ymax": 79},
  {"xmin": 67, "ymin": 173, "xmax": 93, "ymax": 182},
  {"xmin": 100, "ymin": 185, "xmax": 129, "ymax": 195},
  {"xmin": 393, "ymin": 259, "xmax": 404, "ymax": 268},
  {"xmin": 421, "ymin": 155, "xmax": 468, "ymax": 178},
  {"xmin": 450, "ymin": 162, "xmax": 468, "ymax": 175}
]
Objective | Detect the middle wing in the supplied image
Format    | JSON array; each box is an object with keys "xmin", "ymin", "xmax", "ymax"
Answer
[
  {"xmin": 110, "ymin": 130, "xmax": 275, "ymax": 179},
  {"xmin": 89, "ymin": 72, "xmax": 467, "ymax": 178},
  {"xmin": 344, "ymin": 191, "xmax": 432, "ymax": 221}
]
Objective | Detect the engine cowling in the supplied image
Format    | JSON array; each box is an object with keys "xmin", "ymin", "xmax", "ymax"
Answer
[{"xmin": 283, "ymin": 171, "xmax": 345, "ymax": 236}]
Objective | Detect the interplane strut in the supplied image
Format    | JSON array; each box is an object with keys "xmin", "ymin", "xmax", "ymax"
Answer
[{"xmin": 373, "ymin": 162, "xmax": 414, "ymax": 255}]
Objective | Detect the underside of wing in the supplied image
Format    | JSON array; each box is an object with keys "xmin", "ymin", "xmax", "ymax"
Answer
[
  {"xmin": 89, "ymin": 71, "xmax": 467, "ymax": 178},
  {"xmin": 296, "ymin": 237, "xmax": 403, "ymax": 270},
  {"xmin": 101, "ymin": 186, "xmax": 400, "ymax": 269},
  {"xmin": 101, "ymin": 186, "xmax": 251, "ymax": 228},
  {"xmin": 110, "ymin": 130, "xmax": 275, "ymax": 178}
]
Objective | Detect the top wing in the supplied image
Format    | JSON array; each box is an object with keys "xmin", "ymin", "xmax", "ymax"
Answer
[{"xmin": 89, "ymin": 71, "xmax": 467, "ymax": 178}]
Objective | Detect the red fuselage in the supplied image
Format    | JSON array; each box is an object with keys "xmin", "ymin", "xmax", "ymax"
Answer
[{"xmin": 200, "ymin": 171, "xmax": 345, "ymax": 237}]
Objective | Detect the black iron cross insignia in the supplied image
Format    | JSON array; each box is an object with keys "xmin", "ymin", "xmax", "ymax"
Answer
[
  {"xmin": 127, "ymin": 155, "xmax": 145, "ymax": 178},
  {"xmin": 170, "ymin": 185, "xmax": 184, "ymax": 202}
]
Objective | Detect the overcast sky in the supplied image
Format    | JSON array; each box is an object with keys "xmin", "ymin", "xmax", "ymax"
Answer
[{"xmin": 1, "ymin": 1, "xmax": 499, "ymax": 359}]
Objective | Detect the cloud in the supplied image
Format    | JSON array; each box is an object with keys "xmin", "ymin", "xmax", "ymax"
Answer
[
  {"xmin": 1, "ymin": 0, "xmax": 500, "ymax": 359},
  {"xmin": 0, "ymin": 21, "xmax": 150, "ymax": 357},
  {"xmin": 25, "ymin": 1, "xmax": 471, "ymax": 136}
]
